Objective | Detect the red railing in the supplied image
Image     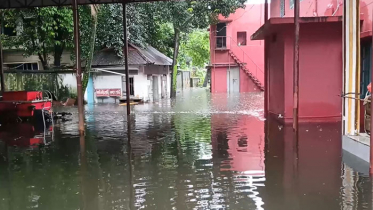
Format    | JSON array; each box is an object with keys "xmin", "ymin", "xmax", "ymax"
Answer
[{"xmin": 214, "ymin": 36, "xmax": 264, "ymax": 84}]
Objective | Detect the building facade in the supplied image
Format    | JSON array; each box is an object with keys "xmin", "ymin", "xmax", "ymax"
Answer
[
  {"xmin": 89, "ymin": 44, "xmax": 172, "ymax": 103},
  {"xmin": 256, "ymin": 0, "xmax": 371, "ymax": 133},
  {"xmin": 209, "ymin": 2, "xmax": 265, "ymax": 93}
]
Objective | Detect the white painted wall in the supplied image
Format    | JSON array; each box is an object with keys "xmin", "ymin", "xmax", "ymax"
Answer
[
  {"xmin": 64, "ymin": 66, "xmax": 171, "ymax": 104},
  {"xmin": 94, "ymin": 74, "xmax": 122, "ymax": 103},
  {"xmin": 60, "ymin": 74, "xmax": 77, "ymax": 93},
  {"xmin": 133, "ymin": 73, "xmax": 150, "ymax": 102}
]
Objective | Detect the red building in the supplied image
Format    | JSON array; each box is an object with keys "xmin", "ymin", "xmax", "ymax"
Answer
[{"xmin": 209, "ymin": 3, "xmax": 265, "ymax": 93}]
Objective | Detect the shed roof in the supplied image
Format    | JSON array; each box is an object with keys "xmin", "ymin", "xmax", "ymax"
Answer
[
  {"xmin": 0, "ymin": 0, "xmax": 158, "ymax": 9},
  {"xmin": 92, "ymin": 44, "xmax": 172, "ymax": 67}
]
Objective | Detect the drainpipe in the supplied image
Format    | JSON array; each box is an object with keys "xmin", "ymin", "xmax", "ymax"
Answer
[
  {"xmin": 122, "ymin": 1, "xmax": 131, "ymax": 115},
  {"xmin": 293, "ymin": 0, "xmax": 300, "ymax": 137},
  {"xmin": 72, "ymin": 0, "xmax": 85, "ymax": 135},
  {"xmin": 264, "ymin": 0, "xmax": 268, "ymax": 119}
]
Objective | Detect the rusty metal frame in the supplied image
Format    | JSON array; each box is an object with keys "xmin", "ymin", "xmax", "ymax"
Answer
[{"xmin": 122, "ymin": 1, "xmax": 131, "ymax": 115}]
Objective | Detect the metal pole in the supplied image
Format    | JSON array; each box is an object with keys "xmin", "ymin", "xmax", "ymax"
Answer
[
  {"xmin": 293, "ymin": 0, "xmax": 300, "ymax": 136},
  {"xmin": 122, "ymin": 1, "xmax": 131, "ymax": 115},
  {"xmin": 72, "ymin": 0, "xmax": 85, "ymax": 134},
  {"xmin": 0, "ymin": 15, "xmax": 5, "ymax": 94},
  {"xmin": 264, "ymin": 0, "xmax": 268, "ymax": 119}
]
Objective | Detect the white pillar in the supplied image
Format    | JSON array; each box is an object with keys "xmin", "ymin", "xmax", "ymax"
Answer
[{"xmin": 343, "ymin": 0, "xmax": 360, "ymax": 135}]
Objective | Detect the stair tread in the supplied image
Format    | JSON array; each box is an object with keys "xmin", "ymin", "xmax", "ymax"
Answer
[{"xmin": 229, "ymin": 51, "xmax": 264, "ymax": 91}]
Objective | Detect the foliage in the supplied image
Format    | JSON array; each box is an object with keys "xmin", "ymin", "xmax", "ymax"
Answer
[
  {"xmin": 2, "ymin": 7, "xmax": 74, "ymax": 68},
  {"xmin": 4, "ymin": 73, "xmax": 74, "ymax": 100},
  {"xmin": 150, "ymin": 0, "xmax": 246, "ymax": 96},
  {"xmin": 96, "ymin": 3, "xmax": 155, "ymax": 56},
  {"xmin": 179, "ymin": 29, "xmax": 210, "ymax": 68},
  {"xmin": 147, "ymin": 23, "xmax": 175, "ymax": 58},
  {"xmin": 192, "ymin": 68, "xmax": 207, "ymax": 87},
  {"xmin": 153, "ymin": 0, "xmax": 246, "ymax": 33},
  {"xmin": 1, "ymin": 0, "xmax": 245, "ymax": 97}
]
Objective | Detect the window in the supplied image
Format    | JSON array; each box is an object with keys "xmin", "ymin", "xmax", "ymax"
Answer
[
  {"xmin": 237, "ymin": 32, "xmax": 247, "ymax": 46},
  {"xmin": 6, "ymin": 63, "xmax": 38, "ymax": 71},
  {"xmin": 3, "ymin": 25, "xmax": 16, "ymax": 36},
  {"xmin": 216, "ymin": 22, "xmax": 227, "ymax": 48}
]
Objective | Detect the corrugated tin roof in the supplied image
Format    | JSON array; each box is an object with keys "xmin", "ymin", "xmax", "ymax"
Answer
[
  {"xmin": 132, "ymin": 45, "xmax": 173, "ymax": 66},
  {"xmin": 92, "ymin": 44, "xmax": 172, "ymax": 67}
]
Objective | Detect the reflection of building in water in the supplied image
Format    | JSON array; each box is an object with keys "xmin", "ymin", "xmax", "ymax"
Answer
[
  {"xmin": 211, "ymin": 112, "xmax": 265, "ymax": 209},
  {"xmin": 261, "ymin": 118, "xmax": 342, "ymax": 210}
]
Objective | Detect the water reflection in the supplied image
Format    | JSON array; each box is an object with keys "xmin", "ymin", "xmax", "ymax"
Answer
[
  {"xmin": 263, "ymin": 118, "xmax": 344, "ymax": 210},
  {"xmin": 0, "ymin": 88, "xmax": 371, "ymax": 209}
]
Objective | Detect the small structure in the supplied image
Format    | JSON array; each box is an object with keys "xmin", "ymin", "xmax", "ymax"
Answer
[
  {"xmin": 252, "ymin": 17, "xmax": 343, "ymax": 124},
  {"xmin": 89, "ymin": 44, "xmax": 172, "ymax": 103},
  {"xmin": 176, "ymin": 70, "xmax": 191, "ymax": 90},
  {"xmin": 190, "ymin": 77, "xmax": 200, "ymax": 87},
  {"xmin": 209, "ymin": 2, "xmax": 264, "ymax": 93}
]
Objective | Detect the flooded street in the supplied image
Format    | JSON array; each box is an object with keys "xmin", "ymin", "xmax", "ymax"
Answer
[{"xmin": 0, "ymin": 88, "xmax": 371, "ymax": 210}]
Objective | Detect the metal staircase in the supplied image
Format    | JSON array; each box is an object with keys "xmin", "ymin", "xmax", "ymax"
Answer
[{"xmin": 228, "ymin": 50, "xmax": 264, "ymax": 91}]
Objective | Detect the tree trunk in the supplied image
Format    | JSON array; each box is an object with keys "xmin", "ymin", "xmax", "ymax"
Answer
[
  {"xmin": 37, "ymin": 53, "xmax": 48, "ymax": 70},
  {"xmin": 170, "ymin": 27, "xmax": 180, "ymax": 98},
  {"xmin": 82, "ymin": 5, "xmax": 99, "ymax": 96},
  {"xmin": 54, "ymin": 43, "xmax": 64, "ymax": 67}
]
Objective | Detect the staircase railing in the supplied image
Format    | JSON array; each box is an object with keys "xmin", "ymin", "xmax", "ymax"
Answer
[{"xmin": 214, "ymin": 36, "xmax": 264, "ymax": 84}]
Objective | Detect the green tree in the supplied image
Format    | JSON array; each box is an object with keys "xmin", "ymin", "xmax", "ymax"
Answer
[
  {"xmin": 95, "ymin": 3, "xmax": 156, "ymax": 56},
  {"xmin": 179, "ymin": 29, "xmax": 210, "ymax": 68},
  {"xmin": 2, "ymin": 7, "xmax": 74, "ymax": 69},
  {"xmin": 151, "ymin": 0, "xmax": 246, "ymax": 97}
]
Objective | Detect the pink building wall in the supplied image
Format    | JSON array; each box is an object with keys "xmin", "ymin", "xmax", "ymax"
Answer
[
  {"xmin": 269, "ymin": 0, "xmax": 373, "ymax": 38},
  {"xmin": 267, "ymin": 22, "xmax": 342, "ymax": 123},
  {"xmin": 283, "ymin": 23, "xmax": 342, "ymax": 122},
  {"xmin": 210, "ymin": 4, "xmax": 265, "ymax": 93}
]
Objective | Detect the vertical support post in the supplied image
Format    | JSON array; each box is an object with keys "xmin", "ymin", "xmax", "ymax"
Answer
[
  {"xmin": 72, "ymin": 0, "xmax": 85, "ymax": 134},
  {"xmin": 122, "ymin": 1, "xmax": 131, "ymax": 115},
  {"xmin": 293, "ymin": 0, "xmax": 300, "ymax": 136},
  {"xmin": 0, "ymin": 14, "xmax": 5, "ymax": 94},
  {"xmin": 264, "ymin": 0, "xmax": 268, "ymax": 119}
]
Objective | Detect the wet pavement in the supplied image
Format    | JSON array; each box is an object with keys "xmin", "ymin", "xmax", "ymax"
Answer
[{"xmin": 0, "ymin": 88, "xmax": 371, "ymax": 210}]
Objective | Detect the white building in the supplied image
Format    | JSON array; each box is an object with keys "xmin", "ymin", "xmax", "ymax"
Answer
[{"xmin": 91, "ymin": 44, "xmax": 172, "ymax": 103}]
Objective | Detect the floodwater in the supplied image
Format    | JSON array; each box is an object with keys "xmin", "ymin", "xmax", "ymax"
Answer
[{"xmin": 0, "ymin": 88, "xmax": 371, "ymax": 210}]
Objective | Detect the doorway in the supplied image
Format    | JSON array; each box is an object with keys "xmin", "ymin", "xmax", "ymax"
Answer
[
  {"xmin": 227, "ymin": 67, "xmax": 240, "ymax": 93},
  {"xmin": 122, "ymin": 76, "xmax": 134, "ymax": 97}
]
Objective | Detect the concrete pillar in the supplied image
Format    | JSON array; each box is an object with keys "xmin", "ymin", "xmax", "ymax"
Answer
[{"xmin": 343, "ymin": 0, "xmax": 360, "ymax": 136}]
